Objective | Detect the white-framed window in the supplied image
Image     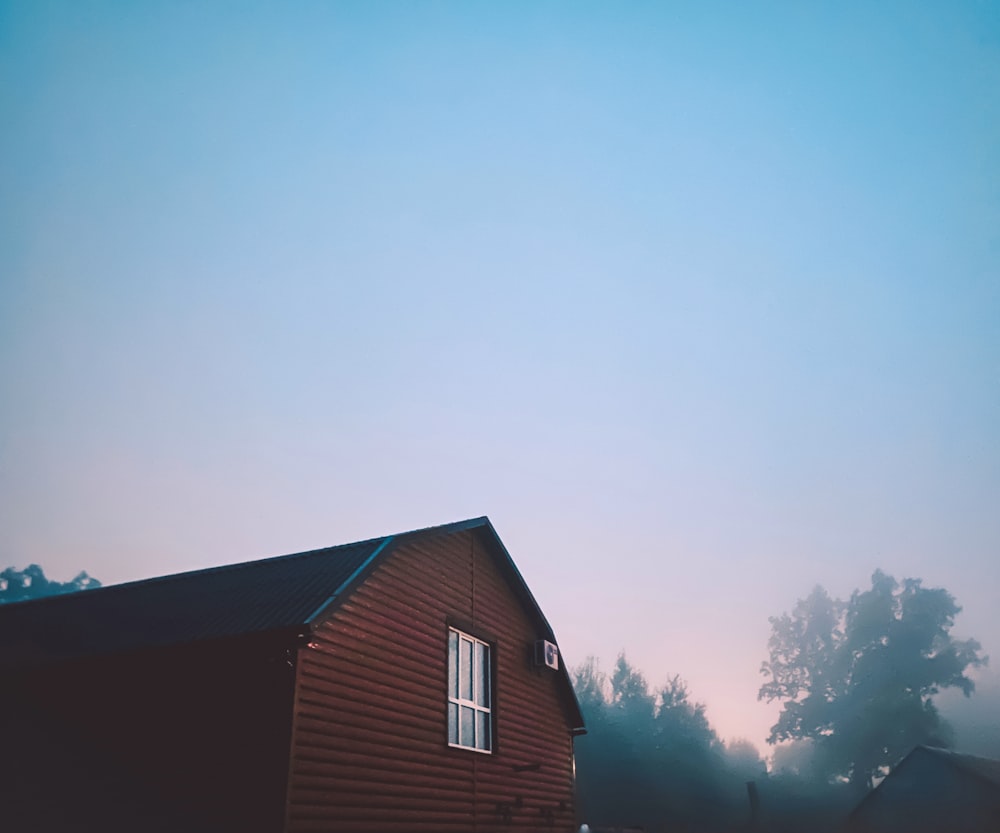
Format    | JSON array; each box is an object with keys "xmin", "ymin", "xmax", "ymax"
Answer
[{"xmin": 447, "ymin": 628, "xmax": 492, "ymax": 753}]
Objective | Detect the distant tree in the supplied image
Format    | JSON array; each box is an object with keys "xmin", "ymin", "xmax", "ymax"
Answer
[
  {"xmin": 759, "ymin": 570, "xmax": 986, "ymax": 791},
  {"xmin": 601, "ymin": 655, "xmax": 660, "ymax": 824},
  {"xmin": 651, "ymin": 673, "xmax": 733, "ymax": 829},
  {"xmin": 573, "ymin": 655, "xmax": 611, "ymax": 709},
  {"xmin": 0, "ymin": 564, "xmax": 100, "ymax": 604},
  {"xmin": 656, "ymin": 674, "xmax": 723, "ymax": 758},
  {"xmin": 611, "ymin": 653, "xmax": 655, "ymax": 721},
  {"xmin": 574, "ymin": 655, "xmax": 745, "ymax": 832},
  {"xmin": 770, "ymin": 738, "xmax": 821, "ymax": 779},
  {"xmin": 724, "ymin": 737, "xmax": 766, "ymax": 781},
  {"xmin": 938, "ymin": 670, "xmax": 1000, "ymax": 759}
]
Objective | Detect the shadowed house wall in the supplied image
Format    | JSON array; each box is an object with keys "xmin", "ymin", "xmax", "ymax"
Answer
[{"xmin": 2, "ymin": 638, "xmax": 294, "ymax": 833}]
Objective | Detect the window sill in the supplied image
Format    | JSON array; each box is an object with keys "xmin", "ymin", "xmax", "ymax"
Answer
[{"xmin": 447, "ymin": 742, "xmax": 493, "ymax": 755}]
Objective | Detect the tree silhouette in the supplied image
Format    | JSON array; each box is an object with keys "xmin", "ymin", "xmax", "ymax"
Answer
[
  {"xmin": 0, "ymin": 564, "xmax": 100, "ymax": 604},
  {"xmin": 759, "ymin": 570, "xmax": 986, "ymax": 791},
  {"xmin": 574, "ymin": 654, "xmax": 855, "ymax": 833},
  {"xmin": 573, "ymin": 654, "xmax": 752, "ymax": 832}
]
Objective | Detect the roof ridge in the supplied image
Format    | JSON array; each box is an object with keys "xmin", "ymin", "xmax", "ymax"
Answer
[
  {"xmin": 0, "ymin": 516, "xmax": 491, "ymax": 611},
  {"xmin": 108, "ymin": 516, "xmax": 490, "ymax": 592},
  {"xmin": 0, "ymin": 534, "xmax": 390, "ymax": 611},
  {"xmin": 920, "ymin": 745, "xmax": 999, "ymax": 762},
  {"xmin": 916, "ymin": 745, "xmax": 1000, "ymax": 788}
]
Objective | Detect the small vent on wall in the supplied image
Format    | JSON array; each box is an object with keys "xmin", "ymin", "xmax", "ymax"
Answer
[{"xmin": 534, "ymin": 639, "xmax": 559, "ymax": 670}]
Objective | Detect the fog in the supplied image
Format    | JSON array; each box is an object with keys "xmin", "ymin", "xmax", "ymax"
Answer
[
  {"xmin": 939, "ymin": 668, "xmax": 1000, "ymax": 760},
  {"xmin": 570, "ymin": 568, "xmax": 994, "ymax": 831}
]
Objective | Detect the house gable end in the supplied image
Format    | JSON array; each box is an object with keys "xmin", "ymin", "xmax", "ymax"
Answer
[
  {"xmin": 286, "ymin": 525, "xmax": 580, "ymax": 832},
  {"xmin": 302, "ymin": 518, "xmax": 585, "ymax": 734}
]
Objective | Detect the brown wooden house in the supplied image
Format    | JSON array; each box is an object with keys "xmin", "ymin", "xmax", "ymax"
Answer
[{"xmin": 0, "ymin": 517, "xmax": 585, "ymax": 833}]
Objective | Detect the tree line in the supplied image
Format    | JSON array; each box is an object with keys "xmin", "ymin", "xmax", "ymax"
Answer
[
  {"xmin": 573, "ymin": 570, "xmax": 987, "ymax": 832},
  {"xmin": 573, "ymin": 653, "xmax": 775, "ymax": 832},
  {"xmin": 0, "ymin": 564, "xmax": 100, "ymax": 604}
]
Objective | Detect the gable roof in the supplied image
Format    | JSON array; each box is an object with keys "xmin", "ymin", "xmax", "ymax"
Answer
[{"xmin": 0, "ymin": 517, "xmax": 585, "ymax": 730}]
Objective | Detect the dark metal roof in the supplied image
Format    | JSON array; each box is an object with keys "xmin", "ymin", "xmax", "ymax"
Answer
[{"xmin": 0, "ymin": 534, "xmax": 388, "ymax": 667}]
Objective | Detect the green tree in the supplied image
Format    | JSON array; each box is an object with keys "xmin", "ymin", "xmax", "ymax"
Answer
[{"xmin": 759, "ymin": 570, "xmax": 986, "ymax": 791}]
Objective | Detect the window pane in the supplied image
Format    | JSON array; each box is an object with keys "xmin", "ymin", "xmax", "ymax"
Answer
[
  {"xmin": 476, "ymin": 710, "xmax": 491, "ymax": 751},
  {"xmin": 460, "ymin": 638, "xmax": 473, "ymax": 701},
  {"xmin": 460, "ymin": 705, "xmax": 474, "ymax": 747},
  {"xmin": 448, "ymin": 631, "xmax": 458, "ymax": 699},
  {"xmin": 475, "ymin": 642, "xmax": 490, "ymax": 708},
  {"xmin": 447, "ymin": 631, "xmax": 494, "ymax": 753}
]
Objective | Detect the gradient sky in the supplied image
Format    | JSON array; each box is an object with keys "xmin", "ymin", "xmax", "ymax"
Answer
[{"xmin": 2, "ymin": 1, "xmax": 998, "ymax": 754}]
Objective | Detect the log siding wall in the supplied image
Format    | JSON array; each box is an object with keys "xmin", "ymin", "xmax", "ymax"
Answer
[{"xmin": 285, "ymin": 530, "xmax": 577, "ymax": 833}]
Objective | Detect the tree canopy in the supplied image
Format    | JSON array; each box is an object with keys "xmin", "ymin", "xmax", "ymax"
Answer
[
  {"xmin": 0, "ymin": 564, "xmax": 101, "ymax": 604},
  {"xmin": 759, "ymin": 570, "xmax": 986, "ymax": 791}
]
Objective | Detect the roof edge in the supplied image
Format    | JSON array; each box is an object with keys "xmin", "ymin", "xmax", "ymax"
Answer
[
  {"xmin": 471, "ymin": 518, "xmax": 587, "ymax": 733},
  {"xmin": 916, "ymin": 745, "xmax": 1000, "ymax": 789},
  {"xmin": 0, "ymin": 533, "xmax": 396, "ymax": 613},
  {"xmin": 304, "ymin": 536, "xmax": 395, "ymax": 628}
]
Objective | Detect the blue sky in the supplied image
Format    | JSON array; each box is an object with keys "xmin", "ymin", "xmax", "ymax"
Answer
[{"xmin": 2, "ymin": 1, "xmax": 998, "ymax": 751}]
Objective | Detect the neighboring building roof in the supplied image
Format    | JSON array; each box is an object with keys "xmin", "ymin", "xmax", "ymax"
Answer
[
  {"xmin": 0, "ymin": 516, "xmax": 584, "ymax": 730},
  {"xmin": 845, "ymin": 745, "xmax": 1000, "ymax": 832},
  {"xmin": 915, "ymin": 746, "xmax": 1000, "ymax": 790}
]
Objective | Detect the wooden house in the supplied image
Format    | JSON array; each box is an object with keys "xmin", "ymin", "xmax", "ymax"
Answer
[
  {"xmin": 0, "ymin": 517, "xmax": 585, "ymax": 832},
  {"xmin": 843, "ymin": 745, "xmax": 1000, "ymax": 833}
]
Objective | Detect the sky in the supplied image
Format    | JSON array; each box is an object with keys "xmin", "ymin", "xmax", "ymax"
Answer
[{"xmin": 2, "ymin": 1, "xmax": 999, "ymax": 756}]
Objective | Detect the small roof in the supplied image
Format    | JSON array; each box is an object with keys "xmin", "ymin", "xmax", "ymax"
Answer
[
  {"xmin": 845, "ymin": 745, "xmax": 1000, "ymax": 828},
  {"xmin": 0, "ymin": 517, "xmax": 585, "ymax": 730}
]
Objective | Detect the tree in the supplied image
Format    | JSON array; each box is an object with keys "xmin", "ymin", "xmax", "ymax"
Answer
[
  {"xmin": 573, "ymin": 655, "xmax": 741, "ymax": 832},
  {"xmin": 770, "ymin": 738, "xmax": 821, "ymax": 779},
  {"xmin": 759, "ymin": 570, "xmax": 986, "ymax": 791},
  {"xmin": 724, "ymin": 737, "xmax": 766, "ymax": 781},
  {"xmin": 0, "ymin": 564, "xmax": 101, "ymax": 604},
  {"xmin": 654, "ymin": 673, "xmax": 724, "ymax": 763}
]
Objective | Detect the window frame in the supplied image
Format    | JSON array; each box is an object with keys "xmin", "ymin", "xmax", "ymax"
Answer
[{"xmin": 447, "ymin": 626, "xmax": 494, "ymax": 754}]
